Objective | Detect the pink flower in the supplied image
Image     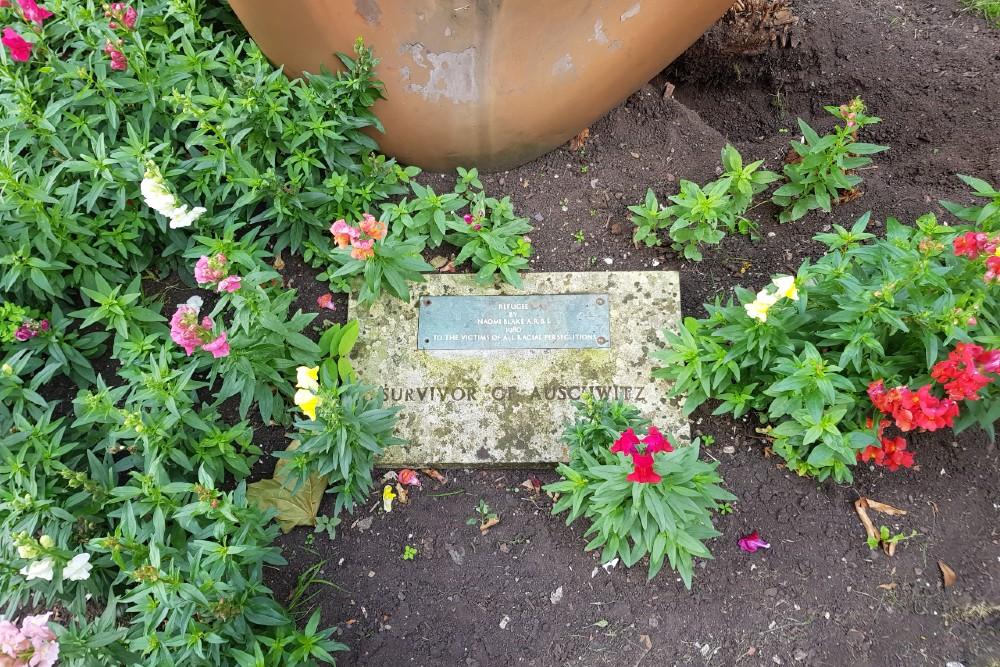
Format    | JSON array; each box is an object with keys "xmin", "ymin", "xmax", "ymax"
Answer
[
  {"xmin": 16, "ymin": 0, "xmax": 53, "ymax": 24},
  {"xmin": 330, "ymin": 219, "xmax": 359, "ymax": 248},
  {"xmin": 38, "ymin": 319, "xmax": 48, "ymax": 331},
  {"xmin": 358, "ymin": 213, "xmax": 387, "ymax": 240},
  {"xmin": 317, "ymin": 293, "xmax": 336, "ymax": 311},
  {"xmin": 2, "ymin": 27, "xmax": 32, "ymax": 62},
  {"xmin": 202, "ymin": 332, "xmax": 229, "ymax": 358},
  {"xmin": 103, "ymin": 40, "xmax": 127, "ymax": 71},
  {"xmin": 738, "ymin": 531, "xmax": 770, "ymax": 553},
  {"xmin": 985, "ymin": 255, "xmax": 1000, "ymax": 283},
  {"xmin": 19, "ymin": 614, "xmax": 53, "ymax": 642},
  {"xmin": 350, "ymin": 238, "xmax": 375, "ymax": 261},
  {"xmin": 13, "ymin": 326, "xmax": 31, "ymax": 342},
  {"xmin": 169, "ymin": 304, "xmax": 203, "ymax": 355},
  {"xmin": 194, "ymin": 254, "xmax": 227, "ymax": 284},
  {"xmin": 463, "ymin": 214, "xmax": 474, "ymax": 224},
  {"xmin": 217, "ymin": 275, "xmax": 241, "ymax": 293},
  {"xmin": 106, "ymin": 2, "xmax": 137, "ymax": 30}
]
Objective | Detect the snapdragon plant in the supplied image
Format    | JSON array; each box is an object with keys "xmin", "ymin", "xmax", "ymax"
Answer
[
  {"xmin": 655, "ymin": 187, "xmax": 1000, "ymax": 482},
  {"xmin": 545, "ymin": 396, "xmax": 733, "ymax": 588},
  {"xmin": 771, "ymin": 98, "xmax": 888, "ymax": 222}
]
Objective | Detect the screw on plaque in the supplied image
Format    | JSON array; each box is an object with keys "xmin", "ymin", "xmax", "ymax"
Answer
[
  {"xmin": 597, "ymin": 336, "xmax": 608, "ymax": 344},
  {"xmin": 423, "ymin": 298, "xmax": 432, "ymax": 306},
  {"xmin": 596, "ymin": 297, "xmax": 605, "ymax": 305}
]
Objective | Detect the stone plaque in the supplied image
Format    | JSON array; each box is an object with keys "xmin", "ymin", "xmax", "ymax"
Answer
[
  {"xmin": 416, "ymin": 294, "xmax": 611, "ymax": 350},
  {"xmin": 349, "ymin": 271, "xmax": 686, "ymax": 466}
]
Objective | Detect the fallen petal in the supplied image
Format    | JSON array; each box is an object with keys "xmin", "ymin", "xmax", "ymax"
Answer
[
  {"xmin": 738, "ymin": 531, "xmax": 771, "ymax": 553},
  {"xmin": 398, "ymin": 469, "xmax": 422, "ymax": 487}
]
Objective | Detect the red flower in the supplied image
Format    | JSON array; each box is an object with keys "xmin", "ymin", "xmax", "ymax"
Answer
[
  {"xmin": 953, "ymin": 231, "xmax": 988, "ymax": 258},
  {"xmin": 626, "ymin": 453, "xmax": 661, "ymax": 484},
  {"xmin": 611, "ymin": 428, "xmax": 640, "ymax": 456},
  {"xmin": 868, "ymin": 380, "xmax": 958, "ymax": 433},
  {"xmin": 858, "ymin": 435, "xmax": 914, "ymax": 472},
  {"xmin": 16, "ymin": 0, "xmax": 52, "ymax": 24},
  {"xmin": 986, "ymin": 255, "xmax": 1000, "ymax": 283},
  {"xmin": 738, "ymin": 531, "xmax": 770, "ymax": 553},
  {"xmin": 931, "ymin": 343, "xmax": 997, "ymax": 401},
  {"xmin": 642, "ymin": 426, "xmax": 674, "ymax": 454},
  {"xmin": 2, "ymin": 26, "xmax": 32, "ymax": 62}
]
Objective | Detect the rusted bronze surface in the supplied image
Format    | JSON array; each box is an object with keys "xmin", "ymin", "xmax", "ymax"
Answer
[{"xmin": 228, "ymin": 0, "xmax": 735, "ymax": 171}]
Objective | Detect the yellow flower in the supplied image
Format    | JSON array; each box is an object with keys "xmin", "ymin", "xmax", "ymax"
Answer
[
  {"xmin": 382, "ymin": 484, "xmax": 396, "ymax": 513},
  {"xmin": 295, "ymin": 365, "xmax": 320, "ymax": 391},
  {"xmin": 293, "ymin": 388, "xmax": 321, "ymax": 420},
  {"xmin": 771, "ymin": 275, "xmax": 799, "ymax": 301},
  {"xmin": 39, "ymin": 535, "xmax": 55, "ymax": 549}
]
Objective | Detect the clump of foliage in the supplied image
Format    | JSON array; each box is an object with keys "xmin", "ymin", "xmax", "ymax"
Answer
[
  {"xmin": 963, "ymin": 0, "xmax": 1000, "ymax": 27},
  {"xmin": 771, "ymin": 98, "xmax": 887, "ymax": 223},
  {"xmin": 654, "ymin": 179, "xmax": 1000, "ymax": 482},
  {"xmin": 545, "ymin": 396, "xmax": 733, "ymax": 588},
  {"xmin": 0, "ymin": 0, "xmax": 433, "ymax": 663},
  {"xmin": 629, "ymin": 145, "xmax": 780, "ymax": 260}
]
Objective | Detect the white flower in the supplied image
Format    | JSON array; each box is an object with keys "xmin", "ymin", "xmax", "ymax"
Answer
[
  {"xmin": 185, "ymin": 295, "xmax": 204, "ymax": 312},
  {"xmin": 62, "ymin": 552, "xmax": 92, "ymax": 581},
  {"xmin": 168, "ymin": 205, "xmax": 207, "ymax": 229},
  {"xmin": 140, "ymin": 170, "xmax": 179, "ymax": 216},
  {"xmin": 20, "ymin": 557, "xmax": 55, "ymax": 581},
  {"xmin": 772, "ymin": 275, "xmax": 799, "ymax": 301},
  {"xmin": 141, "ymin": 163, "xmax": 206, "ymax": 228}
]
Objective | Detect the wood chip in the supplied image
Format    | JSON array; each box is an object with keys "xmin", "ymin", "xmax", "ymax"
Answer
[
  {"xmin": 639, "ymin": 634, "xmax": 653, "ymax": 650},
  {"xmin": 938, "ymin": 560, "xmax": 957, "ymax": 588},
  {"xmin": 878, "ymin": 583, "xmax": 898, "ymax": 591}
]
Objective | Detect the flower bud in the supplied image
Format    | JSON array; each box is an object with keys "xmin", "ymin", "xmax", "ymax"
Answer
[
  {"xmin": 1, "ymin": 363, "xmax": 13, "ymax": 376},
  {"xmin": 39, "ymin": 535, "xmax": 55, "ymax": 549},
  {"xmin": 17, "ymin": 544, "xmax": 38, "ymax": 559}
]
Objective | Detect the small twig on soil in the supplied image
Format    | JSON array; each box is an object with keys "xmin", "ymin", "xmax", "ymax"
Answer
[{"xmin": 429, "ymin": 489, "xmax": 465, "ymax": 497}]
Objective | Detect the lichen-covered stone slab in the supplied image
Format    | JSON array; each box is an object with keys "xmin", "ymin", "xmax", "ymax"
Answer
[{"xmin": 349, "ymin": 271, "xmax": 685, "ymax": 466}]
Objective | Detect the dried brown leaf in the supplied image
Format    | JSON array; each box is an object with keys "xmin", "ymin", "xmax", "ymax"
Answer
[
  {"xmin": 938, "ymin": 560, "xmax": 957, "ymax": 588},
  {"xmin": 272, "ymin": 253, "xmax": 285, "ymax": 270},
  {"xmin": 246, "ymin": 441, "xmax": 326, "ymax": 533},
  {"xmin": 639, "ymin": 634, "xmax": 653, "ymax": 651},
  {"xmin": 865, "ymin": 499, "xmax": 908, "ymax": 516},
  {"xmin": 479, "ymin": 516, "xmax": 500, "ymax": 534},
  {"xmin": 854, "ymin": 498, "xmax": 879, "ymax": 543},
  {"xmin": 395, "ymin": 482, "xmax": 409, "ymax": 505},
  {"xmin": 421, "ymin": 468, "xmax": 446, "ymax": 483},
  {"xmin": 569, "ymin": 128, "xmax": 590, "ymax": 151}
]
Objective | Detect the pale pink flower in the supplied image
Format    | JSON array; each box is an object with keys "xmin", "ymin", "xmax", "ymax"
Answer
[
  {"xmin": 217, "ymin": 275, "xmax": 241, "ymax": 293},
  {"xmin": 194, "ymin": 254, "xmax": 227, "ymax": 284}
]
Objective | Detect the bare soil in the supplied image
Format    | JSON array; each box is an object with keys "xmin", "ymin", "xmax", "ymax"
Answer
[{"xmin": 265, "ymin": 1, "xmax": 1000, "ymax": 664}]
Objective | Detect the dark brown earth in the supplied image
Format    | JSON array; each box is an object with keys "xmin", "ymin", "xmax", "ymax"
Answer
[{"xmin": 264, "ymin": 1, "xmax": 1000, "ymax": 665}]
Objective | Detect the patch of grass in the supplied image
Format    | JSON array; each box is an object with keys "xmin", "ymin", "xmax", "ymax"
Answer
[{"xmin": 964, "ymin": 0, "xmax": 1000, "ymax": 26}]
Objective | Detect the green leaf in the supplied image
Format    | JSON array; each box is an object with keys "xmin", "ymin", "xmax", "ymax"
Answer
[{"xmin": 338, "ymin": 320, "xmax": 359, "ymax": 357}]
